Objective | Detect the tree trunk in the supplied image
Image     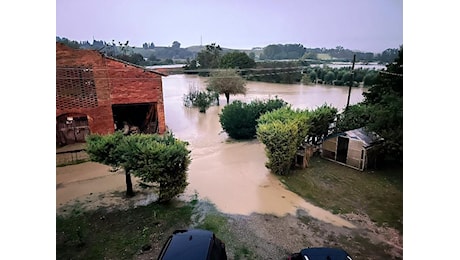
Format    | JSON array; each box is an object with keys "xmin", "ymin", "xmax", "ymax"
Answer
[
  {"xmin": 125, "ymin": 172, "xmax": 135, "ymax": 197},
  {"xmin": 225, "ymin": 92, "xmax": 230, "ymax": 105}
]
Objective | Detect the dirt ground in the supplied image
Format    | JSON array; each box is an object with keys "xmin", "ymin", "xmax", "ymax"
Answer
[{"xmin": 56, "ymin": 162, "xmax": 402, "ymax": 259}]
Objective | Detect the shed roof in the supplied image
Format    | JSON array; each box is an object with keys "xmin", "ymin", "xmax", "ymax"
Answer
[
  {"xmin": 324, "ymin": 127, "xmax": 383, "ymax": 148},
  {"xmin": 344, "ymin": 127, "xmax": 383, "ymax": 148}
]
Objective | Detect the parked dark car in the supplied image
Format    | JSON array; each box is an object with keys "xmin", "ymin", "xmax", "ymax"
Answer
[
  {"xmin": 288, "ymin": 247, "xmax": 353, "ymax": 260},
  {"xmin": 157, "ymin": 229, "xmax": 227, "ymax": 260}
]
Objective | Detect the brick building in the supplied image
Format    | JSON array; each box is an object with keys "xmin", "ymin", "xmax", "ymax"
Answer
[{"xmin": 56, "ymin": 42, "xmax": 167, "ymax": 146}]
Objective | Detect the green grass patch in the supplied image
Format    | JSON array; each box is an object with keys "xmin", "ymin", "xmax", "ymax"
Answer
[
  {"xmin": 280, "ymin": 157, "xmax": 403, "ymax": 233},
  {"xmin": 196, "ymin": 213, "xmax": 228, "ymax": 234},
  {"xmin": 56, "ymin": 202, "xmax": 194, "ymax": 259},
  {"xmin": 195, "ymin": 210, "xmax": 257, "ymax": 260}
]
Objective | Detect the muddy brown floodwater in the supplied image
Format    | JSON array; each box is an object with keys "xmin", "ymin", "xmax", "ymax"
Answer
[
  {"xmin": 57, "ymin": 74, "xmax": 366, "ymax": 227},
  {"xmin": 56, "ymin": 74, "xmax": 404, "ymax": 258},
  {"xmin": 162, "ymin": 74, "xmax": 366, "ymax": 228}
]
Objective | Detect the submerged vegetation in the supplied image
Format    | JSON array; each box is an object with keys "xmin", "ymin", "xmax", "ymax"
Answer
[
  {"xmin": 219, "ymin": 97, "xmax": 288, "ymax": 139},
  {"xmin": 183, "ymin": 85, "xmax": 218, "ymax": 113}
]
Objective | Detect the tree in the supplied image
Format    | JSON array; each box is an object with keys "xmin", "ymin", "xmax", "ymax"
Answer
[
  {"xmin": 309, "ymin": 71, "xmax": 317, "ymax": 83},
  {"xmin": 196, "ymin": 43, "xmax": 222, "ymax": 68},
  {"xmin": 118, "ymin": 40, "xmax": 133, "ymax": 55},
  {"xmin": 306, "ymin": 104, "xmax": 338, "ymax": 144},
  {"xmin": 301, "ymin": 74, "xmax": 312, "ymax": 85},
  {"xmin": 85, "ymin": 132, "xmax": 191, "ymax": 202},
  {"xmin": 261, "ymin": 44, "xmax": 306, "ymax": 60},
  {"xmin": 85, "ymin": 132, "xmax": 133, "ymax": 196},
  {"xmin": 119, "ymin": 133, "xmax": 191, "ymax": 202},
  {"xmin": 363, "ymin": 71, "xmax": 378, "ymax": 86},
  {"xmin": 172, "ymin": 41, "xmax": 181, "ymax": 49},
  {"xmin": 363, "ymin": 47, "xmax": 403, "ymax": 160},
  {"xmin": 219, "ymin": 51, "xmax": 256, "ymax": 69},
  {"xmin": 148, "ymin": 53, "xmax": 158, "ymax": 62},
  {"xmin": 336, "ymin": 104, "xmax": 370, "ymax": 132},
  {"xmin": 338, "ymin": 46, "xmax": 403, "ymax": 162},
  {"xmin": 57, "ymin": 37, "xmax": 80, "ymax": 49},
  {"xmin": 206, "ymin": 69, "xmax": 247, "ymax": 105},
  {"xmin": 324, "ymin": 71, "xmax": 336, "ymax": 84}
]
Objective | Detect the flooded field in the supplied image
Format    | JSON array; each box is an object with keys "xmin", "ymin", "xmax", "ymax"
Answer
[{"xmin": 161, "ymin": 74, "xmax": 365, "ymax": 227}]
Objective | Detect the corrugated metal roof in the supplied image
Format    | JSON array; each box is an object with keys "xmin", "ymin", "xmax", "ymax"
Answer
[
  {"xmin": 344, "ymin": 127, "xmax": 383, "ymax": 147},
  {"xmin": 323, "ymin": 127, "xmax": 383, "ymax": 148}
]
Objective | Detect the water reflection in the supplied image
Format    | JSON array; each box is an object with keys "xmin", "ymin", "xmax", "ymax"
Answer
[{"xmin": 162, "ymin": 74, "xmax": 363, "ymax": 227}]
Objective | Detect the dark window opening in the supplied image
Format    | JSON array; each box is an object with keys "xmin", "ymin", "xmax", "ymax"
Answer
[{"xmin": 112, "ymin": 103, "xmax": 158, "ymax": 134}]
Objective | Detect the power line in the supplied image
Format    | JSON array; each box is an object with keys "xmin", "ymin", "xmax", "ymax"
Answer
[
  {"xmin": 56, "ymin": 70, "xmax": 308, "ymax": 81},
  {"xmin": 56, "ymin": 66, "xmax": 402, "ymax": 81}
]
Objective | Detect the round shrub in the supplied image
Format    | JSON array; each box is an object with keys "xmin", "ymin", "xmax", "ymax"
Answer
[{"xmin": 219, "ymin": 97, "xmax": 287, "ymax": 139}]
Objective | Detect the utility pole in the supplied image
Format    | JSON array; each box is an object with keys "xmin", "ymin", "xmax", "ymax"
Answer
[{"xmin": 345, "ymin": 54, "xmax": 356, "ymax": 111}]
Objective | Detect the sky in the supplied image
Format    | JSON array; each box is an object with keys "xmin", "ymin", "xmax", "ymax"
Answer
[
  {"xmin": 4, "ymin": 1, "xmax": 460, "ymax": 259},
  {"xmin": 56, "ymin": 0, "xmax": 403, "ymax": 53}
]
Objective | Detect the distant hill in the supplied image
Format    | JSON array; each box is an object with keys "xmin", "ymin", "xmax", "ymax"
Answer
[{"xmin": 56, "ymin": 36, "xmax": 400, "ymax": 64}]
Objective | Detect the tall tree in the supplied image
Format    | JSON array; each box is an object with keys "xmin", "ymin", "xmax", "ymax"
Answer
[
  {"xmin": 363, "ymin": 46, "xmax": 403, "ymax": 161},
  {"xmin": 172, "ymin": 41, "xmax": 181, "ymax": 49},
  {"xmin": 196, "ymin": 43, "xmax": 222, "ymax": 68},
  {"xmin": 220, "ymin": 51, "xmax": 256, "ymax": 69},
  {"xmin": 306, "ymin": 104, "xmax": 338, "ymax": 145},
  {"xmin": 206, "ymin": 69, "xmax": 247, "ymax": 105},
  {"xmin": 85, "ymin": 132, "xmax": 134, "ymax": 196}
]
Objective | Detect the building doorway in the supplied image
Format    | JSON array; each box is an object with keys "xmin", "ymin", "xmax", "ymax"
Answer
[
  {"xmin": 336, "ymin": 136, "xmax": 349, "ymax": 164},
  {"xmin": 56, "ymin": 113, "xmax": 90, "ymax": 146},
  {"xmin": 112, "ymin": 102, "xmax": 158, "ymax": 134}
]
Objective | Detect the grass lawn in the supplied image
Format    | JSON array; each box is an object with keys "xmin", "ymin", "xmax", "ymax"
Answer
[
  {"xmin": 56, "ymin": 157, "xmax": 403, "ymax": 259},
  {"xmin": 279, "ymin": 156, "xmax": 403, "ymax": 233},
  {"xmin": 56, "ymin": 201, "xmax": 194, "ymax": 259}
]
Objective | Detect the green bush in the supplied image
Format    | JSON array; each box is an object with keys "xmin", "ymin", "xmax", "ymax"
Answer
[
  {"xmin": 219, "ymin": 97, "xmax": 287, "ymax": 139},
  {"xmin": 86, "ymin": 131, "xmax": 125, "ymax": 166},
  {"xmin": 118, "ymin": 134, "xmax": 191, "ymax": 202},
  {"xmin": 363, "ymin": 71, "xmax": 378, "ymax": 86},
  {"xmin": 183, "ymin": 87, "xmax": 217, "ymax": 113},
  {"xmin": 256, "ymin": 107, "xmax": 310, "ymax": 175},
  {"xmin": 301, "ymin": 74, "xmax": 312, "ymax": 85},
  {"xmin": 307, "ymin": 104, "xmax": 338, "ymax": 144},
  {"xmin": 85, "ymin": 132, "xmax": 191, "ymax": 202}
]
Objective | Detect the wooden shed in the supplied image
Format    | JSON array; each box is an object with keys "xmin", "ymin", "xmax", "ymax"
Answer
[{"xmin": 320, "ymin": 128, "xmax": 383, "ymax": 171}]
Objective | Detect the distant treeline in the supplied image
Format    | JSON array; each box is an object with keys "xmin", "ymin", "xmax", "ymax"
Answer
[
  {"xmin": 182, "ymin": 43, "xmax": 383, "ymax": 86},
  {"xmin": 242, "ymin": 60, "xmax": 380, "ymax": 86},
  {"xmin": 259, "ymin": 44, "xmax": 399, "ymax": 64},
  {"xmin": 56, "ymin": 36, "xmax": 400, "ymax": 65}
]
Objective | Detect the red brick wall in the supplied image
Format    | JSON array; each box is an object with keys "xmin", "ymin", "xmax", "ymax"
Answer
[{"xmin": 56, "ymin": 43, "xmax": 166, "ymax": 135}]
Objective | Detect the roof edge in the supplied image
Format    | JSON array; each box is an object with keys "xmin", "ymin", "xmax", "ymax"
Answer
[{"xmin": 56, "ymin": 42, "xmax": 168, "ymax": 77}]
